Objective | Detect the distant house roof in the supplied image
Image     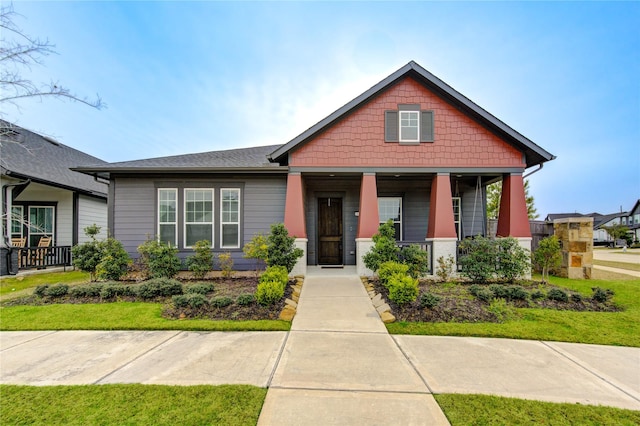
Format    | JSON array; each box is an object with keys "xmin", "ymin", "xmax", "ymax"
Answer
[
  {"xmin": 1, "ymin": 120, "xmax": 108, "ymax": 197},
  {"xmin": 545, "ymin": 211, "xmax": 631, "ymax": 229},
  {"xmin": 545, "ymin": 213, "xmax": 586, "ymax": 222},
  {"xmin": 268, "ymin": 61, "xmax": 556, "ymax": 168},
  {"xmin": 74, "ymin": 145, "xmax": 287, "ymax": 180}
]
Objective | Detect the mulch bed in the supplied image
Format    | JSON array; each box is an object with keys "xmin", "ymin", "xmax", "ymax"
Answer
[{"xmin": 369, "ymin": 279, "xmax": 621, "ymax": 323}]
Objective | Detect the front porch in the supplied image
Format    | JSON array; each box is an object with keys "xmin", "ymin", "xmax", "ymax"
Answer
[
  {"xmin": 284, "ymin": 171, "xmax": 532, "ymax": 277},
  {"xmin": 2, "ymin": 245, "xmax": 72, "ymax": 275}
]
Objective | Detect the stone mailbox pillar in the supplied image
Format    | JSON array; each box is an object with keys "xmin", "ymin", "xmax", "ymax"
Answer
[{"xmin": 553, "ymin": 217, "xmax": 593, "ymax": 279}]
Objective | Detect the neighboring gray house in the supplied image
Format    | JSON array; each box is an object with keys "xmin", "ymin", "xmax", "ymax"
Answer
[
  {"xmin": 76, "ymin": 61, "xmax": 555, "ymax": 276},
  {"xmin": 1, "ymin": 120, "xmax": 108, "ymax": 273}
]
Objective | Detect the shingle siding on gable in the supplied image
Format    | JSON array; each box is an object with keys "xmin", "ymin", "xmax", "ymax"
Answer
[{"xmin": 289, "ymin": 77, "xmax": 524, "ymax": 168}]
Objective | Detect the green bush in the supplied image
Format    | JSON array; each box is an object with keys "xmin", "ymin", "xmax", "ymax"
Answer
[
  {"xmin": 530, "ymin": 290, "xmax": 545, "ymax": 300},
  {"xmin": 69, "ymin": 284, "xmax": 104, "ymax": 298},
  {"xmin": 184, "ymin": 283, "xmax": 214, "ymax": 295},
  {"xmin": 592, "ymin": 287, "xmax": 614, "ymax": 303},
  {"xmin": 186, "ymin": 240, "xmax": 213, "ymax": 279},
  {"xmin": 100, "ymin": 284, "xmax": 137, "ymax": 299},
  {"xmin": 387, "ymin": 274, "xmax": 419, "ymax": 305},
  {"xmin": 71, "ymin": 224, "xmax": 104, "ymax": 281},
  {"xmin": 217, "ymin": 252, "xmax": 234, "ymax": 278},
  {"xmin": 363, "ymin": 220, "xmax": 400, "ymax": 273},
  {"xmin": 419, "ymin": 292, "xmax": 441, "ymax": 309},
  {"xmin": 487, "ymin": 298, "xmax": 515, "ymax": 322},
  {"xmin": 533, "ymin": 235, "xmax": 562, "ymax": 282},
  {"xmin": 96, "ymin": 238, "xmax": 131, "ymax": 281},
  {"xmin": 34, "ymin": 285, "xmax": 48, "ymax": 297},
  {"xmin": 236, "ymin": 293, "xmax": 256, "ymax": 306},
  {"xmin": 570, "ymin": 293, "xmax": 584, "ymax": 303},
  {"xmin": 172, "ymin": 295, "xmax": 189, "ymax": 308},
  {"xmin": 469, "ymin": 285, "xmax": 494, "ymax": 303},
  {"xmin": 255, "ymin": 280, "xmax": 285, "ymax": 306},
  {"xmin": 137, "ymin": 239, "xmax": 182, "ymax": 279},
  {"xmin": 495, "ymin": 237, "xmax": 530, "ymax": 281},
  {"xmin": 378, "ymin": 261, "xmax": 409, "ymax": 288},
  {"xmin": 468, "ymin": 284, "xmax": 482, "ymax": 297},
  {"xmin": 458, "ymin": 236, "xmax": 497, "ymax": 283},
  {"xmin": 260, "ymin": 265, "xmax": 289, "ymax": 288},
  {"xmin": 44, "ymin": 284, "xmax": 69, "ymax": 297},
  {"xmin": 547, "ymin": 288, "xmax": 569, "ymax": 303},
  {"xmin": 266, "ymin": 223, "xmax": 304, "ymax": 273},
  {"xmin": 210, "ymin": 296, "xmax": 234, "ymax": 308},
  {"xmin": 401, "ymin": 244, "xmax": 429, "ymax": 278},
  {"xmin": 138, "ymin": 278, "xmax": 183, "ymax": 299},
  {"xmin": 187, "ymin": 293, "xmax": 208, "ymax": 308},
  {"xmin": 243, "ymin": 233, "xmax": 268, "ymax": 276},
  {"xmin": 489, "ymin": 284, "xmax": 508, "ymax": 299},
  {"xmin": 505, "ymin": 285, "xmax": 529, "ymax": 301},
  {"xmin": 435, "ymin": 255, "xmax": 456, "ymax": 282}
]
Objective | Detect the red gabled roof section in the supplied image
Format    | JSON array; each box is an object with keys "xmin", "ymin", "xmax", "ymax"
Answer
[{"xmin": 269, "ymin": 61, "xmax": 555, "ymax": 169}]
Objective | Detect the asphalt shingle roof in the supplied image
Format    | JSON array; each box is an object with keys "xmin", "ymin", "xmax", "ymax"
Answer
[{"xmin": 1, "ymin": 120, "xmax": 108, "ymax": 197}]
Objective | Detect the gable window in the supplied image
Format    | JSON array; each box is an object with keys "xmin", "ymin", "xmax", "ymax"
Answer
[
  {"xmin": 158, "ymin": 189, "xmax": 178, "ymax": 246},
  {"xmin": 28, "ymin": 206, "xmax": 55, "ymax": 246},
  {"xmin": 221, "ymin": 188, "xmax": 241, "ymax": 248},
  {"xmin": 378, "ymin": 197, "xmax": 402, "ymax": 240},
  {"xmin": 452, "ymin": 197, "xmax": 462, "ymax": 240},
  {"xmin": 184, "ymin": 189, "xmax": 214, "ymax": 248},
  {"xmin": 385, "ymin": 105, "xmax": 434, "ymax": 143}
]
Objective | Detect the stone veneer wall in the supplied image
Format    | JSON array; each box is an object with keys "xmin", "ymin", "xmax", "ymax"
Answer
[{"xmin": 553, "ymin": 217, "xmax": 594, "ymax": 279}]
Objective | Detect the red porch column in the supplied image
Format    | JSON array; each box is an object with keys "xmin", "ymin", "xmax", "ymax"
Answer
[
  {"xmin": 283, "ymin": 173, "xmax": 307, "ymax": 238},
  {"xmin": 496, "ymin": 173, "xmax": 531, "ymax": 238},
  {"xmin": 426, "ymin": 173, "xmax": 457, "ymax": 239},
  {"xmin": 357, "ymin": 173, "xmax": 379, "ymax": 238}
]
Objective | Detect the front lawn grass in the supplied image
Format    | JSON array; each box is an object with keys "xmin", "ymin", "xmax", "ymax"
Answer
[
  {"xmin": 435, "ymin": 394, "xmax": 640, "ymax": 425},
  {"xmin": 388, "ymin": 277, "xmax": 640, "ymax": 347},
  {"xmin": 0, "ymin": 384, "xmax": 266, "ymax": 426},
  {"xmin": 0, "ymin": 302, "xmax": 290, "ymax": 332},
  {"xmin": 0, "ymin": 271, "xmax": 89, "ymax": 296}
]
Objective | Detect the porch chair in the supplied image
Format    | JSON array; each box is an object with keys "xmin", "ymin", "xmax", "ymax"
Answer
[
  {"xmin": 11, "ymin": 237, "xmax": 27, "ymax": 268},
  {"xmin": 31, "ymin": 236, "xmax": 52, "ymax": 267}
]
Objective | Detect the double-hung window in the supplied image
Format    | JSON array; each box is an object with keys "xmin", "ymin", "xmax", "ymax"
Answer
[
  {"xmin": 158, "ymin": 189, "xmax": 178, "ymax": 246},
  {"xmin": 399, "ymin": 111, "xmax": 420, "ymax": 142},
  {"xmin": 184, "ymin": 189, "xmax": 214, "ymax": 248},
  {"xmin": 378, "ymin": 197, "xmax": 402, "ymax": 240},
  {"xmin": 221, "ymin": 188, "xmax": 240, "ymax": 248}
]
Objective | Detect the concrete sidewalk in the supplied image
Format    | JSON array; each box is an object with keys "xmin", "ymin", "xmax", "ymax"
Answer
[{"xmin": 1, "ymin": 273, "xmax": 640, "ymax": 424}]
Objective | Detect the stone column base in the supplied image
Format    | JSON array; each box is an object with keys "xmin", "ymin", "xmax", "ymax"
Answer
[
  {"xmin": 425, "ymin": 238, "xmax": 458, "ymax": 279},
  {"xmin": 290, "ymin": 238, "xmax": 308, "ymax": 277},
  {"xmin": 356, "ymin": 238, "xmax": 375, "ymax": 277}
]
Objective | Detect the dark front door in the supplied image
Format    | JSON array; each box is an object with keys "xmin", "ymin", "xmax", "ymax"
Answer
[{"xmin": 317, "ymin": 197, "xmax": 343, "ymax": 265}]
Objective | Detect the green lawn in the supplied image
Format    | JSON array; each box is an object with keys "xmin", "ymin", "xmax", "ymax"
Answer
[
  {"xmin": 435, "ymin": 394, "xmax": 640, "ymax": 425},
  {"xmin": 388, "ymin": 276, "xmax": 640, "ymax": 347},
  {"xmin": 0, "ymin": 271, "xmax": 90, "ymax": 297},
  {"xmin": 0, "ymin": 384, "xmax": 266, "ymax": 426},
  {"xmin": 0, "ymin": 302, "xmax": 290, "ymax": 332}
]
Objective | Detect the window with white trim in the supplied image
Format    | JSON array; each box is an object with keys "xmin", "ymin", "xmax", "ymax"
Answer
[
  {"xmin": 11, "ymin": 206, "xmax": 23, "ymax": 239},
  {"xmin": 221, "ymin": 188, "xmax": 241, "ymax": 248},
  {"xmin": 399, "ymin": 111, "xmax": 419, "ymax": 142},
  {"xmin": 158, "ymin": 189, "xmax": 178, "ymax": 246},
  {"xmin": 184, "ymin": 189, "xmax": 214, "ymax": 248},
  {"xmin": 28, "ymin": 206, "xmax": 54, "ymax": 246},
  {"xmin": 378, "ymin": 197, "xmax": 402, "ymax": 240},
  {"xmin": 452, "ymin": 197, "xmax": 462, "ymax": 240}
]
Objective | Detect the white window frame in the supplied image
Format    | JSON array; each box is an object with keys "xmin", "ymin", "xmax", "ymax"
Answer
[
  {"xmin": 157, "ymin": 188, "xmax": 178, "ymax": 247},
  {"xmin": 452, "ymin": 197, "xmax": 462, "ymax": 240},
  {"xmin": 399, "ymin": 110, "xmax": 420, "ymax": 143},
  {"xmin": 11, "ymin": 205, "xmax": 23, "ymax": 239},
  {"xmin": 220, "ymin": 188, "xmax": 241, "ymax": 249},
  {"xmin": 378, "ymin": 197, "xmax": 403, "ymax": 240},
  {"xmin": 183, "ymin": 188, "xmax": 214, "ymax": 249},
  {"xmin": 28, "ymin": 205, "xmax": 55, "ymax": 246}
]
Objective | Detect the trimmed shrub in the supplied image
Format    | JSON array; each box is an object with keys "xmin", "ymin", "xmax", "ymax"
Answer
[
  {"xmin": 363, "ymin": 220, "xmax": 400, "ymax": 273},
  {"xmin": 100, "ymin": 284, "xmax": 137, "ymax": 299},
  {"xmin": 378, "ymin": 261, "xmax": 409, "ymax": 288},
  {"xmin": 489, "ymin": 284, "xmax": 508, "ymax": 299},
  {"xmin": 44, "ymin": 284, "xmax": 69, "ymax": 297},
  {"xmin": 401, "ymin": 244, "xmax": 429, "ymax": 278},
  {"xmin": 266, "ymin": 223, "xmax": 304, "ymax": 273},
  {"xmin": 236, "ymin": 293, "xmax": 256, "ymax": 306},
  {"xmin": 505, "ymin": 285, "xmax": 529, "ymax": 301},
  {"xmin": 469, "ymin": 285, "xmax": 494, "ymax": 303},
  {"xmin": 186, "ymin": 240, "xmax": 213, "ymax": 279},
  {"xmin": 34, "ymin": 285, "xmax": 49, "ymax": 297},
  {"xmin": 530, "ymin": 290, "xmax": 545, "ymax": 300},
  {"xmin": 69, "ymin": 284, "xmax": 104, "ymax": 298},
  {"xmin": 184, "ymin": 283, "xmax": 215, "ymax": 295},
  {"xmin": 387, "ymin": 274, "xmax": 419, "ymax": 305},
  {"xmin": 458, "ymin": 236, "xmax": 497, "ymax": 283},
  {"xmin": 419, "ymin": 292, "xmax": 441, "ymax": 309},
  {"xmin": 71, "ymin": 224, "xmax": 103, "ymax": 281},
  {"xmin": 137, "ymin": 239, "xmax": 182, "ymax": 279},
  {"xmin": 210, "ymin": 296, "xmax": 233, "ymax": 308},
  {"xmin": 96, "ymin": 238, "xmax": 132, "ymax": 281},
  {"xmin": 138, "ymin": 278, "xmax": 183, "ymax": 299},
  {"xmin": 187, "ymin": 293, "xmax": 208, "ymax": 308},
  {"xmin": 592, "ymin": 287, "xmax": 614, "ymax": 303},
  {"xmin": 495, "ymin": 237, "xmax": 530, "ymax": 282},
  {"xmin": 570, "ymin": 293, "xmax": 584, "ymax": 303},
  {"xmin": 260, "ymin": 266, "xmax": 288, "ymax": 288},
  {"xmin": 468, "ymin": 284, "xmax": 483, "ymax": 297},
  {"xmin": 255, "ymin": 280, "xmax": 285, "ymax": 306},
  {"xmin": 547, "ymin": 288, "xmax": 569, "ymax": 303},
  {"xmin": 172, "ymin": 294, "xmax": 189, "ymax": 308}
]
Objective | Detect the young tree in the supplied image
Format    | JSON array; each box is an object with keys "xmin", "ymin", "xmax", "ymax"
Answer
[
  {"xmin": 486, "ymin": 179, "xmax": 538, "ymax": 220},
  {"xmin": 533, "ymin": 235, "xmax": 562, "ymax": 283},
  {"xmin": 603, "ymin": 223, "xmax": 630, "ymax": 246},
  {"xmin": 266, "ymin": 223, "xmax": 303, "ymax": 273}
]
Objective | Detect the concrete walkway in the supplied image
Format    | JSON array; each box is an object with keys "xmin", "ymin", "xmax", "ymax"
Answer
[{"xmin": 1, "ymin": 273, "xmax": 640, "ymax": 424}]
